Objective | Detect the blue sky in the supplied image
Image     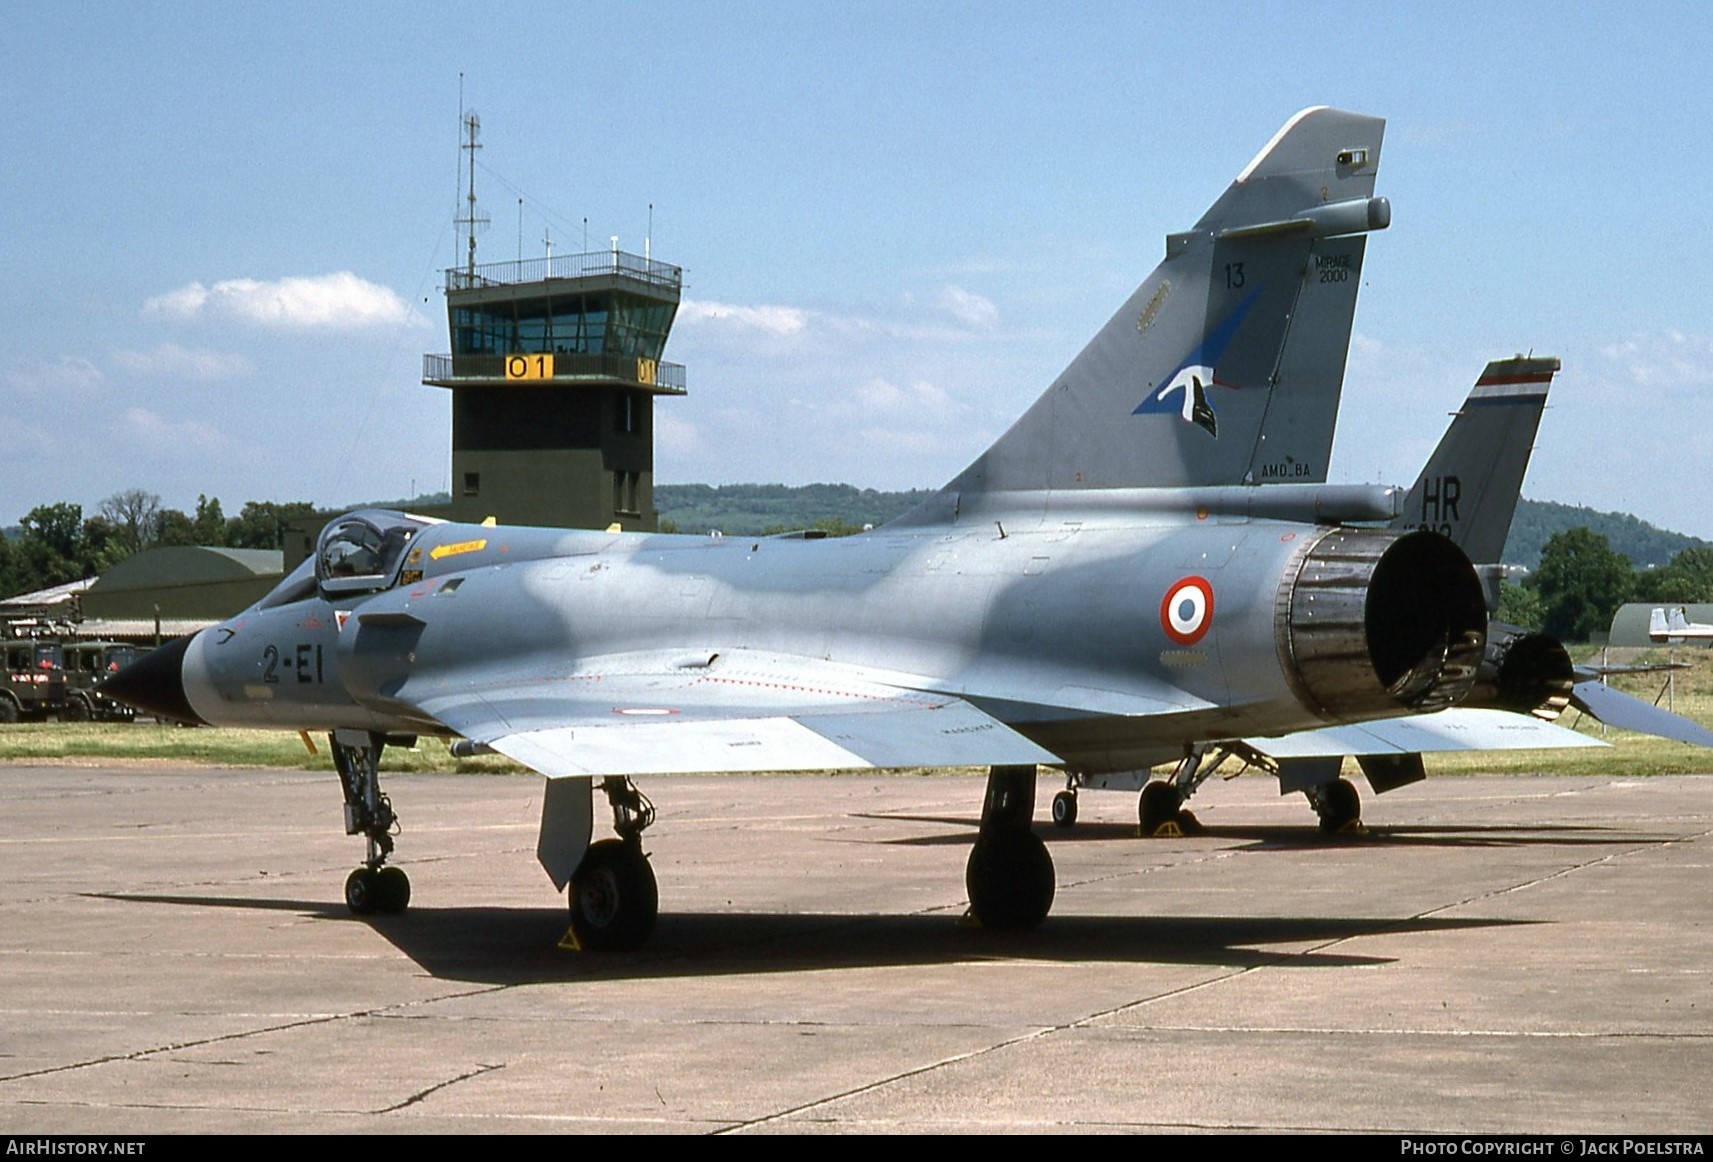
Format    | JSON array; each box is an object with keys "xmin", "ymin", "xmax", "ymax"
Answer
[{"xmin": 6, "ymin": 2, "xmax": 1713, "ymax": 536}]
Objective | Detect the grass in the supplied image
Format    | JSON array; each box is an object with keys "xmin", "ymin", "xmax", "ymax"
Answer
[
  {"xmin": 2, "ymin": 644, "xmax": 1710, "ymax": 778},
  {"xmin": 1421, "ymin": 643, "xmax": 1713, "ymax": 777},
  {"xmin": 0, "ymin": 721, "xmax": 526, "ymax": 774}
]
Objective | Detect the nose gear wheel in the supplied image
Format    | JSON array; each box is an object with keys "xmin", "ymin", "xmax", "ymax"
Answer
[{"xmin": 333, "ymin": 732, "xmax": 411, "ymax": 915}]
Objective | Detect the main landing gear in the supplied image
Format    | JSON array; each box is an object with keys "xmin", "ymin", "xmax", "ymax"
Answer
[
  {"xmin": 565, "ymin": 777, "xmax": 659, "ymax": 951},
  {"xmin": 1307, "ymin": 776, "xmax": 1364, "ymax": 835},
  {"xmin": 1138, "ymin": 780, "xmax": 1186, "ymax": 836},
  {"xmin": 333, "ymin": 731, "xmax": 410, "ymax": 915},
  {"xmin": 1138, "ymin": 746, "xmax": 1235, "ymax": 837},
  {"xmin": 1049, "ymin": 747, "xmax": 1374, "ymax": 840},
  {"xmin": 1049, "ymin": 746, "xmax": 1232, "ymax": 836},
  {"xmin": 965, "ymin": 765, "xmax": 1055, "ymax": 930},
  {"xmin": 1050, "ymin": 788, "xmax": 1078, "ymax": 827}
]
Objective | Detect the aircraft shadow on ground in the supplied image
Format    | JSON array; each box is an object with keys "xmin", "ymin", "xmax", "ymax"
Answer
[
  {"xmin": 861, "ymin": 814, "xmax": 1657, "ymax": 851},
  {"xmin": 85, "ymin": 890, "xmax": 1527, "ymax": 987}
]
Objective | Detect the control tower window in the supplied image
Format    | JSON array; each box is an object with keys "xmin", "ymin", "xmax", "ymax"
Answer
[
  {"xmin": 613, "ymin": 471, "xmax": 640, "ymax": 517},
  {"xmin": 452, "ymin": 293, "xmax": 673, "ymax": 360}
]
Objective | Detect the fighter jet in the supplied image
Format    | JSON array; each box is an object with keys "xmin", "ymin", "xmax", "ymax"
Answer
[
  {"xmin": 106, "ymin": 107, "xmax": 1598, "ymax": 950},
  {"xmin": 1649, "ymin": 607, "xmax": 1713, "ymax": 642}
]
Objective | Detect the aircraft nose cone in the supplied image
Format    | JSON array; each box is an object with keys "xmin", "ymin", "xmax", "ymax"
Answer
[{"xmin": 101, "ymin": 634, "xmax": 208, "ymax": 726}]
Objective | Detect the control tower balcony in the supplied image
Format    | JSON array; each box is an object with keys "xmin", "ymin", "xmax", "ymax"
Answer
[
  {"xmin": 446, "ymin": 250, "xmax": 682, "ymax": 294},
  {"xmin": 422, "ymin": 351, "xmax": 687, "ymax": 395}
]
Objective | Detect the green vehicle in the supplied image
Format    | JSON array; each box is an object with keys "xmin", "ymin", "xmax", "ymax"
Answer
[
  {"xmin": 63, "ymin": 641, "xmax": 140, "ymax": 722},
  {"xmin": 0, "ymin": 638, "xmax": 67, "ymax": 722}
]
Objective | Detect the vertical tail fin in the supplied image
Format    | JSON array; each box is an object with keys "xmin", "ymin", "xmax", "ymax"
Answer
[
  {"xmin": 944, "ymin": 107, "xmax": 1388, "ymax": 497},
  {"xmin": 1394, "ymin": 355, "xmax": 1557, "ymax": 611},
  {"xmin": 1396, "ymin": 356, "xmax": 1558, "ymax": 563}
]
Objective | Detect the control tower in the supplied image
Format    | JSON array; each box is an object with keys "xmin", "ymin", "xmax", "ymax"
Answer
[
  {"xmin": 422, "ymin": 249, "xmax": 685, "ymax": 530},
  {"xmin": 421, "ymin": 112, "xmax": 685, "ymax": 531}
]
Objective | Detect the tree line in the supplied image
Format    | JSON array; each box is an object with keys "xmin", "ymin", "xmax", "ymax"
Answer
[
  {"xmin": 1500, "ymin": 528, "xmax": 1713, "ymax": 642},
  {"xmin": 0, "ymin": 489, "xmax": 315, "ymax": 600}
]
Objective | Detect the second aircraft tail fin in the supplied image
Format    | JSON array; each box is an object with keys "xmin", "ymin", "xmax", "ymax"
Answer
[{"xmin": 1396, "ymin": 355, "xmax": 1559, "ymax": 564}]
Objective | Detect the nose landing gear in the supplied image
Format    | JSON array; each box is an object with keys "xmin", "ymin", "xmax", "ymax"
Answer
[{"xmin": 333, "ymin": 731, "xmax": 410, "ymax": 916}]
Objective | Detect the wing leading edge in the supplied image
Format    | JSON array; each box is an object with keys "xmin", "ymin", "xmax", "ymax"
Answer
[
  {"xmin": 487, "ymin": 700, "xmax": 1058, "ymax": 778},
  {"xmin": 1246, "ymin": 706, "xmax": 1608, "ymax": 758},
  {"xmin": 412, "ymin": 651, "xmax": 1063, "ymax": 777}
]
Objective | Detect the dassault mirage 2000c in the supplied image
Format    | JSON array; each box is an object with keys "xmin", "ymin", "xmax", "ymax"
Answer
[{"xmin": 106, "ymin": 107, "xmax": 1599, "ymax": 950}]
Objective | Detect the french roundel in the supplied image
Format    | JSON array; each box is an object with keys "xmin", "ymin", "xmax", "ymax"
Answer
[{"xmin": 1160, "ymin": 576, "xmax": 1214, "ymax": 645}]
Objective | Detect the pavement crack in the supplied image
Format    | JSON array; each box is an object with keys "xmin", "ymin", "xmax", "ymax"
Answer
[
  {"xmin": 1430, "ymin": 829, "xmax": 1712, "ymax": 914},
  {"xmin": 0, "ymin": 1014, "xmax": 366, "ymax": 1086},
  {"xmin": 0, "ymin": 986, "xmax": 511, "ymax": 1086},
  {"xmin": 712, "ymin": 1024, "xmax": 1062, "ymax": 1134},
  {"xmin": 376, "ymin": 1062, "xmax": 504, "ymax": 1113}
]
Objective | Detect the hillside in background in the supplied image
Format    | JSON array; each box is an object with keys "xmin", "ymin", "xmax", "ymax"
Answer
[
  {"xmin": 1505, "ymin": 499, "xmax": 1709, "ymax": 571},
  {"xmin": 655, "ymin": 486, "xmax": 1710, "ymax": 570},
  {"xmin": 654, "ymin": 483, "xmax": 935, "ymax": 535}
]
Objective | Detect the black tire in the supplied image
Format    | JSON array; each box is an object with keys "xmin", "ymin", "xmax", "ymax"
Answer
[
  {"xmin": 1139, "ymin": 781, "xmax": 1181, "ymax": 836},
  {"xmin": 965, "ymin": 828, "xmax": 1055, "ymax": 930},
  {"xmin": 0, "ymin": 698, "xmax": 17, "ymax": 725},
  {"xmin": 64, "ymin": 697, "xmax": 91, "ymax": 723},
  {"xmin": 1051, "ymin": 790, "xmax": 1078, "ymax": 828},
  {"xmin": 376, "ymin": 866, "xmax": 411, "ymax": 913},
  {"xmin": 1316, "ymin": 777, "xmax": 1362, "ymax": 835},
  {"xmin": 345, "ymin": 867, "xmax": 380, "ymax": 915},
  {"xmin": 569, "ymin": 839, "xmax": 658, "ymax": 951}
]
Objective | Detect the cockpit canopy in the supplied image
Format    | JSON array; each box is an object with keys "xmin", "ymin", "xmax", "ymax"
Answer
[
  {"xmin": 254, "ymin": 511, "xmax": 434, "ymax": 610},
  {"xmin": 316, "ymin": 512, "xmax": 428, "ymax": 597}
]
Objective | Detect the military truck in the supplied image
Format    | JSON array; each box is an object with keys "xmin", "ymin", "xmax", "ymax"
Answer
[
  {"xmin": 0, "ymin": 637, "xmax": 67, "ymax": 722},
  {"xmin": 63, "ymin": 640, "xmax": 140, "ymax": 722}
]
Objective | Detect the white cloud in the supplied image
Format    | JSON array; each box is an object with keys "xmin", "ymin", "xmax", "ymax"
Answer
[
  {"xmin": 679, "ymin": 291, "xmax": 1018, "ymax": 358},
  {"xmin": 856, "ymin": 426, "xmax": 954, "ymax": 455},
  {"xmin": 111, "ymin": 343, "xmax": 250, "ymax": 381},
  {"xmin": 3, "ymin": 355, "xmax": 104, "ymax": 397},
  {"xmin": 677, "ymin": 298, "xmax": 809, "ymax": 337},
  {"xmin": 1596, "ymin": 331, "xmax": 1713, "ymax": 390},
  {"xmin": 0, "ymin": 421, "xmax": 55, "ymax": 459},
  {"xmin": 142, "ymin": 283, "xmax": 211, "ymax": 320},
  {"xmin": 654, "ymin": 411, "xmax": 705, "ymax": 457},
  {"xmin": 850, "ymin": 377, "xmax": 965, "ymax": 420},
  {"xmin": 936, "ymin": 285, "xmax": 998, "ymax": 330},
  {"xmin": 659, "ymin": 286, "xmax": 1049, "ymax": 489},
  {"xmin": 143, "ymin": 272, "xmax": 416, "ymax": 330},
  {"xmin": 120, "ymin": 407, "xmax": 233, "ymax": 455},
  {"xmin": 1346, "ymin": 331, "xmax": 1385, "ymax": 360}
]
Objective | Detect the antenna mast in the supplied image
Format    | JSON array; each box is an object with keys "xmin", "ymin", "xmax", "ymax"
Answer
[{"xmin": 457, "ymin": 111, "xmax": 489, "ymax": 277}]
